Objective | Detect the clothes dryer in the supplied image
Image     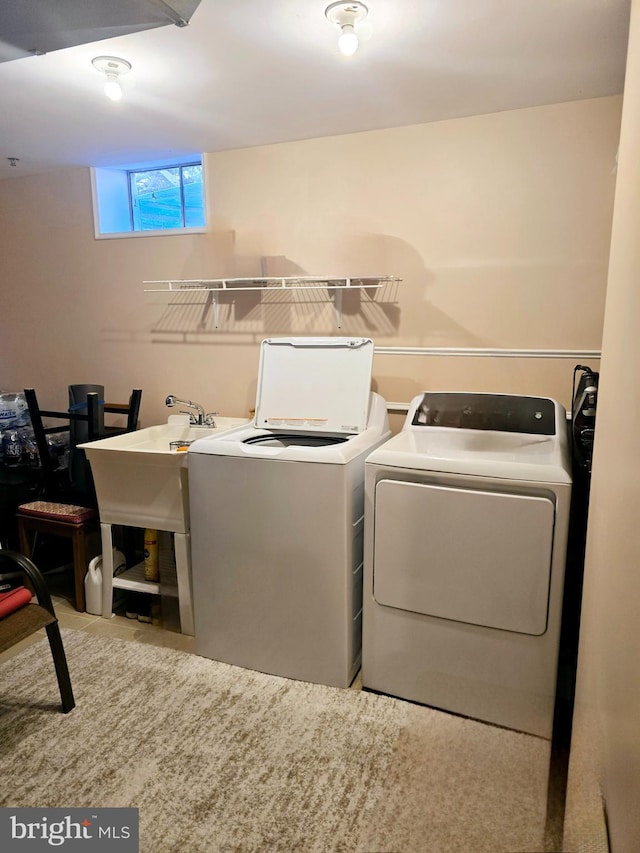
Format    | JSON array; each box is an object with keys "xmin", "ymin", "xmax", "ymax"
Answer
[
  {"xmin": 362, "ymin": 392, "xmax": 572, "ymax": 737},
  {"xmin": 189, "ymin": 337, "xmax": 390, "ymax": 688}
]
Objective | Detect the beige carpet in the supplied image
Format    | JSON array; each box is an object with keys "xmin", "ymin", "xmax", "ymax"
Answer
[{"xmin": 0, "ymin": 630, "xmax": 554, "ymax": 852}]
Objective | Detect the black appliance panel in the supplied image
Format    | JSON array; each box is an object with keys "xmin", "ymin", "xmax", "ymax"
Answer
[{"xmin": 411, "ymin": 393, "xmax": 556, "ymax": 436}]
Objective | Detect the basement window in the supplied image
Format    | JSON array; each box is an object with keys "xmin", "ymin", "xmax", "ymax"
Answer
[{"xmin": 91, "ymin": 158, "xmax": 206, "ymax": 238}]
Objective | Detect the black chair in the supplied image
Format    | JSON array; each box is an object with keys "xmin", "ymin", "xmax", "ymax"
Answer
[
  {"xmin": 104, "ymin": 389, "xmax": 142, "ymax": 435},
  {"xmin": 17, "ymin": 387, "xmax": 142, "ymax": 611},
  {"xmin": 24, "ymin": 388, "xmax": 101, "ymax": 506},
  {"xmin": 18, "ymin": 389, "xmax": 101, "ymax": 611},
  {"xmin": 67, "ymin": 384, "xmax": 105, "ymax": 498},
  {"xmin": 67, "ymin": 386, "xmax": 142, "ymax": 498},
  {"xmin": 0, "ymin": 550, "xmax": 75, "ymax": 713}
]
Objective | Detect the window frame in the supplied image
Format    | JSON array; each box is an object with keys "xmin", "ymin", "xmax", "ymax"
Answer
[{"xmin": 90, "ymin": 157, "xmax": 208, "ymax": 240}]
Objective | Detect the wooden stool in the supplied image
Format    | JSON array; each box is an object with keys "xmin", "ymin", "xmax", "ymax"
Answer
[{"xmin": 17, "ymin": 501, "xmax": 99, "ymax": 612}]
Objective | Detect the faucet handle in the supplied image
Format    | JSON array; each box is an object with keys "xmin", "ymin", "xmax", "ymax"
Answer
[
  {"xmin": 179, "ymin": 410, "xmax": 199, "ymax": 425},
  {"xmin": 204, "ymin": 412, "xmax": 217, "ymax": 427}
]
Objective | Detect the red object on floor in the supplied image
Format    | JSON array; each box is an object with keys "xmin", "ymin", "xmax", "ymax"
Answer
[{"xmin": 0, "ymin": 586, "xmax": 33, "ymax": 619}]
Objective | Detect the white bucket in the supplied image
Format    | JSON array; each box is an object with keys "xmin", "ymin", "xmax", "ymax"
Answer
[{"xmin": 85, "ymin": 549, "xmax": 126, "ymax": 615}]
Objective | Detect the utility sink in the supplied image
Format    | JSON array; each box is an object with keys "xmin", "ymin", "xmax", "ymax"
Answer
[{"xmin": 81, "ymin": 418, "xmax": 248, "ymax": 533}]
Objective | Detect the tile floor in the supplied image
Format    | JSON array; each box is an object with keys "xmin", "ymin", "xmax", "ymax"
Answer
[{"xmin": 0, "ymin": 590, "xmax": 195, "ymax": 666}]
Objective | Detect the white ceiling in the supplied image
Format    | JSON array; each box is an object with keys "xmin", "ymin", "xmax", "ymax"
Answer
[{"xmin": 0, "ymin": 0, "xmax": 631, "ymax": 180}]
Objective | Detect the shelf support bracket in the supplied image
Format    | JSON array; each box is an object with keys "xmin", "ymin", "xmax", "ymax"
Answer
[
  {"xmin": 334, "ymin": 287, "xmax": 343, "ymax": 329},
  {"xmin": 198, "ymin": 290, "xmax": 219, "ymax": 330}
]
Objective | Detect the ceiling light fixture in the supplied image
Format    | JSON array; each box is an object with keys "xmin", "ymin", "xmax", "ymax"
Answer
[
  {"xmin": 91, "ymin": 56, "xmax": 132, "ymax": 101},
  {"xmin": 325, "ymin": 1, "xmax": 368, "ymax": 57}
]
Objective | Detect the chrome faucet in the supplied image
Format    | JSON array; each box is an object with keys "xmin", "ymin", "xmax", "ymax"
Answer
[{"xmin": 165, "ymin": 395, "xmax": 216, "ymax": 427}]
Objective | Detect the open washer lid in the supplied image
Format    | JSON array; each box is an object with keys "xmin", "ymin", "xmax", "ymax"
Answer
[{"xmin": 254, "ymin": 337, "xmax": 374, "ymax": 434}]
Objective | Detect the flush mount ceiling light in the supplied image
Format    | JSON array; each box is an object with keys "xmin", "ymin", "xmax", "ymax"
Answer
[
  {"xmin": 325, "ymin": 1, "xmax": 368, "ymax": 56},
  {"xmin": 91, "ymin": 55, "xmax": 132, "ymax": 101}
]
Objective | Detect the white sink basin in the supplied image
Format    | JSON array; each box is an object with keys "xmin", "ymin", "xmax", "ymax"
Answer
[
  {"xmin": 93, "ymin": 421, "xmax": 245, "ymax": 453},
  {"xmin": 81, "ymin": 418, "xmax": 248, "ymax": 533}
]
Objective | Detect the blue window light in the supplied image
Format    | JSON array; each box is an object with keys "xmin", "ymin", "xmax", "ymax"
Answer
[{"xmin": 91, "ymin": 159, "xmax": 206, "ymax": 238}]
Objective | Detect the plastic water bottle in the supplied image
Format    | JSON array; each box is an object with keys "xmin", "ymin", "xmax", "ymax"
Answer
[
  {"xmin": 85, "ymin": 556, "xmax": 103, "ymax": 615},
  {"xmin": 2, "ymin": 429, "xmax": 23, "ymax": 465},
  {"xmin": 22, "ymin": 429, "xmax": 39, "ymax": 466},
  {"xmin": 85, "ymin": 549, "xmax": 126, "ymax": 615},
  {"xmin": 0, "ymin": 392, "xmax": 30, "ymax": 430}
]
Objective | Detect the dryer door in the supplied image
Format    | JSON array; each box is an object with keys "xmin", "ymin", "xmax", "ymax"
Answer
[{"xmin": 372, "ymin": 479, "xmax": 555, "ymax": 635}]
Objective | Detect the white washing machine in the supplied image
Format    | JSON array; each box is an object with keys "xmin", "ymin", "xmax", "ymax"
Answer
[
  {"xmin": 362, "ymin": 392, "xmax": 572, "ymax": 738},
  {"xmin": 188, "ymin": 337, "xmax": 390, "ymax": 688}
]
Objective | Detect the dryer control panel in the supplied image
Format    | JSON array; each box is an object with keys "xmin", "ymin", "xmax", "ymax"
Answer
[{"xmin": 411, "ymin": 393, "xmax": 556, "ymax": 436}]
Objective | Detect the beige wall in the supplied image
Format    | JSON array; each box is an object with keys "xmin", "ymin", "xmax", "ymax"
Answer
[
  {"xmin": 1, "ymin": 64, "xmax": 637, "ymax": 849},
  {"xmin": 564, "ymin": 3, "xmax": 640, "ymax": 851},
  {"xmin": 0, "ymin": 95, "xmax": 620, "ymax": 426}
]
